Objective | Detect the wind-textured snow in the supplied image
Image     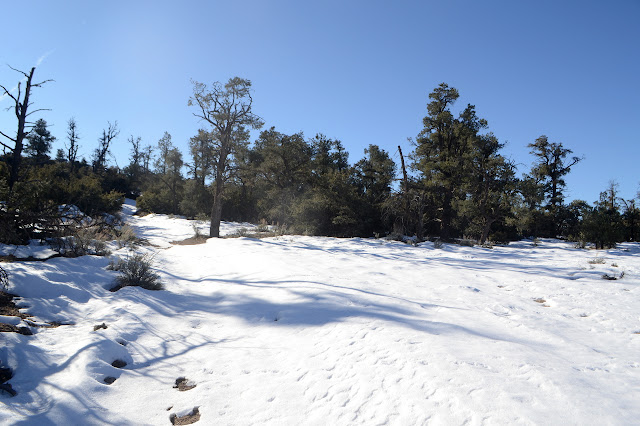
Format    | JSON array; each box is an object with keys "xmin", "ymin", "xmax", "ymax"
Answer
[{"xmin": 1, "ymin": 201, "xmax": 639, "ymax": 425}]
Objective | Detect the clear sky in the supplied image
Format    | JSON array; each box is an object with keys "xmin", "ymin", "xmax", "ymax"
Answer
[{"xmin": 1, "ymin": 0, "xmax": 638, "ymax": 204}]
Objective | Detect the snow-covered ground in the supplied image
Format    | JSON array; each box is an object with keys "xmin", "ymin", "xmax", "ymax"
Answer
[{"xmin": 1, "ymin": 202, "xmax": 639, "ymax": 425}]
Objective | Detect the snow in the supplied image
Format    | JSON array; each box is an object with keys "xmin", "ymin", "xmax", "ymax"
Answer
[{"xmin": 1, "ymin": 201, "xmax": 639, "ymax": 424}]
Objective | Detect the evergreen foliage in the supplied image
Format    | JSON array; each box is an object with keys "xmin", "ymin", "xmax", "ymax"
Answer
[
  {"xmin": 24, "ymin": 119, "xmax": 55, "ymax": 161},
  {"xmin": 0, "ymin": 69, "xmax": 637, "ymax": 248}
]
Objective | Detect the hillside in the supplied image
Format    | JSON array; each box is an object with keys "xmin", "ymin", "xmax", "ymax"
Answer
[{"xmin": 1, "ymin": 202, "xmax": 639, "ymax": 425}]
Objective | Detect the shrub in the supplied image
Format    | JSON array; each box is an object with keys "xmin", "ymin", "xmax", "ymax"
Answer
[
  {"xmin": 191, "ymin": 223, "xmax": 204, "ymax": 239},
  {"xmin": 458, "ymin": 239, "xmax": 476, "ymax": 247},
  {"xmin": 110, "ymin": 253, "xmax": 162, "ymax": 291},
  {"xmin": 115, "ymin": 224, "xmax": 142, "ymax": 248},
  {"xmin": 50, "ymin": 225, "xmax": 112, "ymax": 257}
]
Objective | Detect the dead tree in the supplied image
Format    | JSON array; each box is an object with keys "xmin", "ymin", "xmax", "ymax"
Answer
[
  {"xmin": 92, "ymin": 121, "xmax": 119, "ymax": 173},
  {"xmin": 0, "ymin": 66, "xmax": 52, "ymax": 190},
  {"xmin": 66, "ymin": 117, "xmax": 80, "ymax": 171}
]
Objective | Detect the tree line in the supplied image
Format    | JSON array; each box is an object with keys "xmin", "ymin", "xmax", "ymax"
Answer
[{"xmin": 1, "ymin": 67, "xmax": 637, "ymax": 248}]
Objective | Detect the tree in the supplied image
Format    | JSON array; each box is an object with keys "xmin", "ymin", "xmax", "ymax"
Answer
[
  {"xmin": 309, "ymin": 134, "xmax": 348, "ymax": 177},
  {"xmin": 154, "ymin": 132, "xmax": 172, "ymax": 175},
  {"xmin": 353, "ymin": 144, "xmax": 396, "ymax": 235},
  {"xmin": 123, "ymin": 135, "xmax": 143, "ymax": 196},
  {"xmin": 189, "ymin": 77, "xmax": 263, "ymax": 237},
  {"xmin": 55, "ymin": 149, "xmax": 65, "ymax": 162},
  {"xmin": 65, "ymin": 117, "xmax": 80, "ymax": 171},
  {"xmin": 528, "ymin": 135, "xmax": 582, "ymax": 210},
  {"xmin": 251, "ymin": 127, "xmax": 313, "ymax": 225},
  {"xmin": 24, "ymin": 118, "xmax": 55, "ymax": 161},
  {"xmin": 139, "ymin": 132, "xmax": 184, "ymax": 214},
  {"xmin": 187, "ymin": 129, "xmax": 215, "ymax": 185},
  {"xmin": 621, "ymin": 197, "xmax": 639, "ymax": 242},
  {"xmin": 413, "ymin": 83, "xmax": 487, "ymax": 240},
  {"xmin": 93, "ymin": 122, "xmax": 119, "ymax": 173},
  {"xmin": 461, "ymin": 133, "xmax": 518, "ymax": 244},
  {"xmin": 0, "ymin": 66, "xmax": 52, "ymax": 190}
]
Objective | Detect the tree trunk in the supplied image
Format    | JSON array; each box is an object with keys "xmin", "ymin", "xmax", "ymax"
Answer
[
  {"xmin": 8, "ymin": 68, "xmax": 35, "ymax": 191},
  {"xmin": 398, "ymin": 146, "xmax": 410, "ymax": 235},
  {"xmin": 209, "ymin": 151, "xmax": 227, "ymax": 238},
  {"xmin": 210, "ymin": 187, "xmax": 223, "ymax": 238},
  {"xmin": 441, "ymin": 190, "xmax": 453, "ymax": 241},
  {"xmin": 480, "ymin": 217, "xmax": 496, "ymax": 244}
]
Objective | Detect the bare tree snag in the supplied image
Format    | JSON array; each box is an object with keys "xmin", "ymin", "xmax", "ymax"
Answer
[{"xmin": 0, "ymin": 66, "xmax": 52, "ymax": 190}]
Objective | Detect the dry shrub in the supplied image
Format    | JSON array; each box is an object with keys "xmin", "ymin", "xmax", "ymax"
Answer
[{"xmin": 110, "ymin": 253, "xmax": 162, "ymax": 291}]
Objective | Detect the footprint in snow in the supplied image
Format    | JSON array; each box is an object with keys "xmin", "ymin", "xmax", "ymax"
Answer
[{"xmin": 111, "ymin": 359, "xmax": 127, "ymax": 368}]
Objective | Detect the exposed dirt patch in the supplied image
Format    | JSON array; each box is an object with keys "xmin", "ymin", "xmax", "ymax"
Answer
[
  {"xmin": 93, "ymin": 323, "xmax": 108, "ymax": 331},
  {"xmin": 171, "ymin": 236, "xmax": 209, "ymax": 246},
  {"xmin": 0, "ymin": 323, "xmax": 32, "ymax": 335},
  {"xmin": 0, "ymin": 291, "xmax": 33, "ymax": 335},
  {"xmin": 174, "ymin": 377, "xmax": 196, "ymax": 391},
  {"xmin": 0, "ymin": 291, "xmax": 27, "ymax": 318},
  {"xmin": 24, "ymin": 320, "xmax": 74, "ymax": 329},
  {"xmin": 170, "ymin": 407, "xmax": 200, "ymax": 425},
  {"xmin": 533, "ymin": 298, "xmax": 546, "ymax": 304}
]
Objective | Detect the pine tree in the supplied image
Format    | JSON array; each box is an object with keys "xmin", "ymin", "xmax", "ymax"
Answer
[
  {"xmin": 413, "ymin": 83, "xmax": 487, "ymax": 240},
  {"xmin": 353, "ymin": 145, "xmax": 396, "ymax": 235},
  {"xmin": 461, "ymin": 133, "xmax": 517, "ymax": 243},
  {"xmin": 25, "ymin": 118, "xmax": 55, "ymax": 161}
]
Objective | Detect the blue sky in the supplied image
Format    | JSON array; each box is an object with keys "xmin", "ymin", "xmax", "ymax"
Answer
[{"xmin": 1, "ymin": 0, "xmax": 638, "ymax": 204}]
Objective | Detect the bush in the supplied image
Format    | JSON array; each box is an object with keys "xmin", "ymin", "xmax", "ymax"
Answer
[
  {"xmin": 115, "ymin": 224, "xmax": 142, "ymax": 248},
  {"xmin": 50, "ymin": 225, "xmax": 112, "ymax": 257},
  {"xmin": 110, "ymin": 253, "xmax": 162, "ymax": 291},
  {"xmin": 458, "ymin": 239, "xmax": 476, "ymax": 247}
]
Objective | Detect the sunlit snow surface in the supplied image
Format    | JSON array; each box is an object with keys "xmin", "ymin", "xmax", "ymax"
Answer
[{"xmin": 1, "ymin": 201, "xmax": 639, "ymax": 425}]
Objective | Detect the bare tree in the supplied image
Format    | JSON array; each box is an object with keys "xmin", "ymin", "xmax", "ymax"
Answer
[
  {"xmin": 66, "ymin": 117, "xmax": 80, "ymax": 171},
  {"xmin": 0, "ymin": 66, "xmax": 52, "ymax": 190},
  {"xmin": 92, "ymin": 121, "xmax": 119, "ymax": 173},
  {"xmin": 189, "ymin": 77, "xmax": 263, "ymax": 237}
]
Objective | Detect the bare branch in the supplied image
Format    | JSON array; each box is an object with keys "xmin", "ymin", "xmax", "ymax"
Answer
[
  {"xmin": 6, "ymin": 64, "xmax": 30, "ymax": 79},
  {"xmin": 0, "ymin": 83, "xmax": 18, "ymax": 103},
  {"xmin": 0, "ymin": 139, "xmax": 14, "ymax": 150},
  {"xmin": 32, "ymin": 79, "xmax": 54, "ymax": 87},
  {"xmin": 0, "ymin": 130, "xmax": 16, "ymax": 143},
  {"xmin": 25, "ymin": 108, "xmax": 52, "ymax": 117}
]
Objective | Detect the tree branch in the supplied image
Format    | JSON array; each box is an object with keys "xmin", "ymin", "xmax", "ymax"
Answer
[
  {"xmin": 26, "ymin": 108, "xmax": 52, "ymax": 117},
  {"xmin": 0, "ymin": 139, "xmax": 14, "ymax": 150},
  {"xmin": 0, "ymin": 130, "xmax": 16, "ymax": 143}
]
